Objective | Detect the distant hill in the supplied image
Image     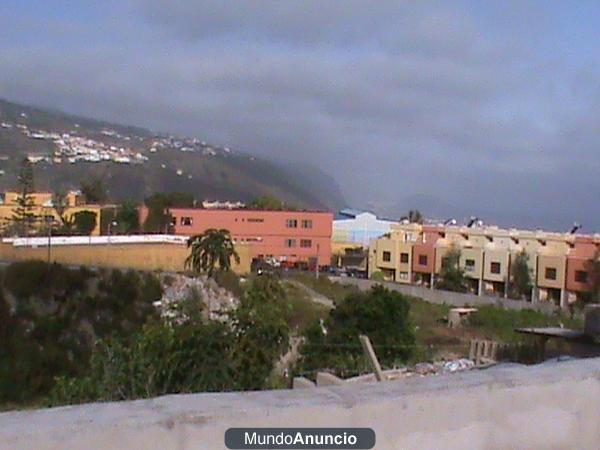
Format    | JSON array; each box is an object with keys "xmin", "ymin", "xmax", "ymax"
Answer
[{"xmin": 0, "ymin": 98, "xmax": 346, "ymax": 210}]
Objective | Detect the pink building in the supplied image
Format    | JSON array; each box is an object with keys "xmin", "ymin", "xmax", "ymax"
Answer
[
  {"xmin": 412, "ymin": 225, "xmax": 444, "ymax": 286},
  {"xmin": 157, "ymin": 208, "xmax": 333, "ymax": 266},
  {"xmin": 566, "ymin": 236, "xmax": 598, "ymax": 296}
]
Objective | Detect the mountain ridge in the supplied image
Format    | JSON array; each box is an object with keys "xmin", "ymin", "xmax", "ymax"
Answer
[{"xmin": 0, "ymin": 98, "xmax": 345, "ymax": 210}]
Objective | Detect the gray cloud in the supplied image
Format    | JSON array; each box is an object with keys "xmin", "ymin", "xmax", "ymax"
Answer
[{"xmin": 1, "ymin": 1, "xmax": 598, "ymax": 230}]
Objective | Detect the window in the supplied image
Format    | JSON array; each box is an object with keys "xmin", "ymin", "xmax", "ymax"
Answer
[
  {"xmin": 382, "ymin": 251, "xmax": 391, "ymax": 262},
  {"xmin": 247, "ymin": 218, "xmax": 264, "ymax": 223},
  {"xmin": 286, "ymin": 219, "xmax": 298, "ymax": 228},
  {"xmin": 545, "ymin": 267, "xmax": 557, "ymax": 280},
  {"xmin": 400, "ymin": 252, "xmax": 409, "ymax": 263},
  {"xmin": 284, "ymin": 239, "xmax": 296, "ymax": 248},
  {"xmin": 300, "ymin": 239, "xmax": 312, "ymax": 248},
  {"xmin": 490, "ymin": 262, "xmax": 501, "ymax": 274},
  {"xmin": 418, "ymin": 254, "xmax": 428, "ymax": 266},
  {"xmin": 301, "ymin": 219, "xmax": 313, "ymax": 229},
  {"xmin": 441, "ymin": 257, "xmax": 449, "ymax": 268},
  {"xmin": 575, "ymin": 270, "xmax": 588, "ymax": 283},
  {"xmin": 465, "ymin": 259, "xmax": 475, "ymax": 272},
  {"xmin": 180, "ymin": 216, "xmax": 193, "ymax": 226}
]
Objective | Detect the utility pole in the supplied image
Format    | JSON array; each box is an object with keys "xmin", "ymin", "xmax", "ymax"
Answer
[
  {"xmin": 359, "ymin": 334, "xmax": 384, "ymax": 381},
  {"xmin": 107, "ymin": 220, "xmax": 118, "ymax": 245},
  {"xmin": 46, "ymin": 215, "xmax": 52, "ymax": 264},
  {"xmin": 315, "ymin": 243, "xmax": 320, "ymax": 279}
]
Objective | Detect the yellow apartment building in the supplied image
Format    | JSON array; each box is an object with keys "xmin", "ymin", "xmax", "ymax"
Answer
[
  {"xmin": 370, "ymin": 223, "xmax": 420, "ymax": 283},
  {"xmin": 0, "ymin": 190, "xmax": 104, "ymax": 236},
  {"xmin": 369, "ymin": 222, "xmax": 600, "ymax": 308}
]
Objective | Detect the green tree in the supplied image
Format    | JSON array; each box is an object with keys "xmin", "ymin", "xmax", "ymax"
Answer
[
  {"xmin": 52, "ymin": 190, "xmax": 68, "ymax": 223},
  {"xmin": 297, "ymin": 285, "xmax": 415, "ymax": 378},
  {"xmin": 186, "ymin": 229, "xmax": 240, "ymax": 277},
  {"xmin": 12, "ymin": 158, "xmax": 37, "ymax": 236},
  {"xmin": 247, "ymin": 195, "xmax": 295, "ymax": 211},
  {"xmin": 509, "ymin": 250, "xmax": 533, "ymax": 300},
  {"xmin": 115, "ymin": 201, "xmax": 140, "ymax": 234},
  {"xmin": 143, "ymin": 192, "xmax": 195, "ymax": 233},
  {"xmin": 403, "ymin": 209, "xmax": 423, "ymax": 224},
  {"xmin": 51, "ymin": 190, "xmax": 77, "ymax": 235},
  {"xmin": 229, "ymin": 275, "xmax": 291, "ymax": 390},
  {"xmin": 80, "ymin": 176, "xmax": 107, "ymax": 204},
  {"xmin": 435, "ymin": 247, "xmax": 467, "ymax": 293},
  {"xmin": 73, "ymin": 210, "xmax": 97, "ymax": 236}
]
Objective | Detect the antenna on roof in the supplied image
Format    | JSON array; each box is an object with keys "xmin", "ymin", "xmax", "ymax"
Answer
[
  {"xmin": 569, "ymin": 222, "xmax": 581, "ymax": 234},
  {"xmin": 467, "ymin": 216, "xmax": 479, "ymax": 227}
]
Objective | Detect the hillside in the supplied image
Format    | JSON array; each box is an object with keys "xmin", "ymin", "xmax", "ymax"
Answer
[{"xmin": 0, "ymin": 98, "xmax": 345, "ymax": 209}]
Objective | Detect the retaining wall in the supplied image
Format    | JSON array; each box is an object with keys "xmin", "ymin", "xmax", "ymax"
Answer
[
  {"xmin": 0, "ymin": 240, "xmax": 252, "ymax": 274},
  {"xmin": 332, "ymin": 277, "xmax": 558, "ymax": 313},
  {"xmin": 1, "ymin": 357, "xmax": 599, "ymax": 449}
]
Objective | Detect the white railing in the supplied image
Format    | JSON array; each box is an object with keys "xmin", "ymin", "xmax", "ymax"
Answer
[{"xmin": 3, "ymin": 234, "xmax": 189, "ymax": 248}]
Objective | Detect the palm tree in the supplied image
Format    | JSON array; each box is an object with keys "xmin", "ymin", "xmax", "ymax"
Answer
[{"xmin": 185, "ymin": 228, "xmax": 240, "ymax": 277}]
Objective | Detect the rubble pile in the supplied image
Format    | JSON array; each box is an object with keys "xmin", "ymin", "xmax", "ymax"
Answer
[
  {"xmin": 345, "ymin": 359, "xmax": 476, "ymax": 384},
  {"xmin": 153, "ymin": 274, "xmax": 239, "ymax": 323}
]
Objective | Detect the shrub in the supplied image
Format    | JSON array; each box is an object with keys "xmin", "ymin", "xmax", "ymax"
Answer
[
  {"xmin": 435, "ymin": 248, "xmax": 467, "ymax": 293},
  {"xmin": 282, "ymin": 283, "xmax": 328, "ymax": 333},
  {"xmin": 213, "ymin": 270, "xmax": 244, "ymax": 297},
  {"xmin": 296, "ymin": 285, "xmax": 415, "ymax": 378},
  {"xmin": 50, "ymin": 320, "xmax": 236, "ymax": 405},
  {"xmin": 0, "ymin": 261, "xmax": 162, "ymax": 405},
  {"xmin": 49, "ymin": 274, "xmax": 292, "ymax": 406},
  {"xmin": 229, "ymin": 275, "xmax": 291, "ymax": 390},
  {"xmin": 72, "ymin": 210, "xmax": 97, "ymax": 236},
  {"xmin": 370, "ymin": 271, "xmax": 385, "ymax": 281},
  {"xmin": 467, "ymin": 305, "xmax": 581, "ymax": 343}
]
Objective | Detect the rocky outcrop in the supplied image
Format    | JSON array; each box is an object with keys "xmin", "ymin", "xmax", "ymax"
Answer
[{"xmin": 154, "ymin": 273, "xmax": 239, "ymax": 323}]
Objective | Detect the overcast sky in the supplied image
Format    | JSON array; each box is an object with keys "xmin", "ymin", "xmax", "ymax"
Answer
[{"xmin": 1, "ymin": 1, "xmax": 599, "ymax": 230}]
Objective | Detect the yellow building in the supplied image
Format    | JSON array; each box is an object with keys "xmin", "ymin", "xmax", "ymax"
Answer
[
  {"xmin": 369, "ymin": 222, "xmax": 600, "ymax": 307},
  {"xmin": 0, "ymin": 236, "xmax": 252, "ymax": 275},
  {"xmin": 330, "ymin": 241, "xmax": 368, "ymax": 270},
  {"xmin": 0, "ymin": 190, "xmax": 104, "ymax": 236}
]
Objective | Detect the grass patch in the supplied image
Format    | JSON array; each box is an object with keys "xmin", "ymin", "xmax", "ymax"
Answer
[
  {"xmin": 282, "ymin": 283, "xmax": 329, "ymax": 333},
  {"xmin": 290, "ymin": 276, "xmax": 588, "ymax": 368},
  {"xmin": 406, "ymin": 297, "xmax": 583, "ymax": 361},
  {"xmin": 467, "ymin": 306, "xmax": 582, "ymax": 343},
  {"xmin": 407, "ymin": 297, "xmax": 463, "ymax": 362},
  {"xmin": 289, "ymin": 273, "xmax": 359, "ymax": 304}
]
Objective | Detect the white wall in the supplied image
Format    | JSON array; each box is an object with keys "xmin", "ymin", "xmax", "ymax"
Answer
[
  {"xmin": 1, "ymin": 357, "xmax": 599, "ymax": 449},
  {"xmin": 333, "ymin": 213, "xmax": 395, "ymax": 245}
]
